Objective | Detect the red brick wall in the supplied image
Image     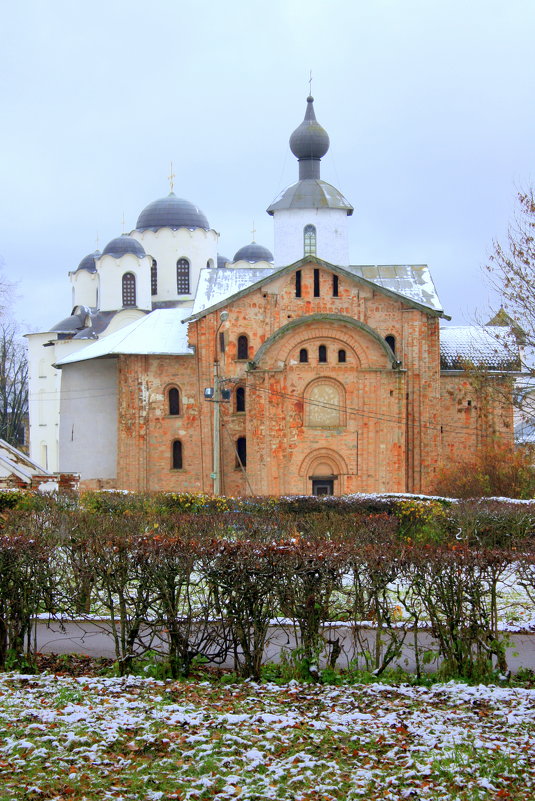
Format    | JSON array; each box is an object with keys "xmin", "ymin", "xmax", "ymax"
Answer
[{"xmin": 115, "ymin": 264, "xmax": 514, "ymax": 496}]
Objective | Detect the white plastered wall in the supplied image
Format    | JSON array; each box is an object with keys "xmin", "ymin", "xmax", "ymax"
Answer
[
  {"xmin": 58, "ymin": 359, "xmax": 118, "ymax": 480},
  {"xmin": 97, "ymin": 253, "xmax": 152, "ymax": 312},
  {"xmin": 272, "ymin": 208, "xmax": 349, "ymax": 267},
  {"xmin": 27, "ymin": 335, "xmax": 96, "ymax": 472},
  {"xmin": 70, "ymin": 269, "xmax": 98, "ymax": 308},
  {"xmin": 131, "ymin": 227, "xmax": 218, "ymax": 303}
]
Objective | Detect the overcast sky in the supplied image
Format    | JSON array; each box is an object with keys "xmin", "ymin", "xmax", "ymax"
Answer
[{"xmin": 1, "ymin": 0, "xmax": 534, "ymax": 333}]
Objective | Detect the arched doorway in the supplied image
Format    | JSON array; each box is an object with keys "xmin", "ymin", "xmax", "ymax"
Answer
[{"xmin": 300, "ymin": 450, "xmax": 347, "ymax": 496}]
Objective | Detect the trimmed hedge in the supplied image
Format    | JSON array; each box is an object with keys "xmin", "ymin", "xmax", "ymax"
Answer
[{"xmin": 0, "ymin": 491, "xmax": 534, "ymax": 681}]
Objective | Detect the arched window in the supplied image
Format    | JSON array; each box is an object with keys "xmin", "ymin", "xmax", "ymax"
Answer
[
  {"xmin": 338, "ymin": 349, "xmax": 346, "ymax": 363},
  {"xmin": 151, "ymin": 259, "xmax": 158, "ymax": 295},
  {"xmin": 176, "ymin": 259, "xmax": 190, "ymax": 294},
  {"xmin": 299, "ymin": 348, "xmax": 308, "ymax": 363},
  {"xmin": 318, "ymin": 344, "xmax": 327, "ymax": 363},
  {"xmin": 237, "ymin": 335, "xmax": 249, "ymax": 360},
  {"xmin": 172, "ymin": 440, "xmax": 183, "ymax": 469},
  {"xmin": 236, "ymin": 436, "xmax": 247, "ymax": 468},
  {"xmin": 304, "ymin": 224, "xmax": 317, "ymax": 256},
  {"xmin": 122, "ymin": 273, "xmax": 136, "ymax": 306},
  {"xmin": 385, "ymin": 335, "xmax": 396, "ymax": 355},
  {"xmin": 305, "ymin": 380, "xmax": 345, "ymax": 428},
  {"xmin": 168, "ymin": 387, "xmax": 180, "ymax": 416},
  {"xmin": 236, "ymin": 386, "xmax": 245, "ymax": 413}
]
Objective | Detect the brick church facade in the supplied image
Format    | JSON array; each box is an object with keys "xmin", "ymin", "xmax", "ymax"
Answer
[{"xmin": 28, "ymin": 95, "xmax": 517, "ymax": 495}]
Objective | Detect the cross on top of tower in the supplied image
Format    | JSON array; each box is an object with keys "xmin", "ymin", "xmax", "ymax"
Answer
[{"xmin": 168, "ymin": 161, "xmax": 176, "ymax": 193}]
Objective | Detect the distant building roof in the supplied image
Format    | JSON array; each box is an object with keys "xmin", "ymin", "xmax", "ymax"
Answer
[
  {"xmin": 75, "ymin": 250, "xmax": 100, "ymax": 273},
  {"xmin": 440, "ymin": 326, "xmax": 521, "ymax": 371},
  {"xmin": 233, "ymin": 242, "xmax": 274, "ymax": 263},
  {"xmin": 102, "ymin": 235, "xmax": 146, "ymax": 258},
  {"xmin": 136, "ymin": 192, "xmax": 210, "ymax": 232},
  {"xmin": 0, "ymin": 438, "xmax": 53, "ymax": 483}
]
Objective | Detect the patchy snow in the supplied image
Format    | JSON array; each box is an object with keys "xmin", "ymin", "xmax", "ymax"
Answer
[{"xmin": 0, "ymin": 673, "xmax": 533, "ymax": 800}]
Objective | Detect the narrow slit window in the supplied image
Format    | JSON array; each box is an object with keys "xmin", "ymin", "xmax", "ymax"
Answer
[
  {"xmin": 304, "ymin": 224, "xmax": 316, "ymax": 256},
  {"xmin": 318, "ymin": 344, "xmax": 327, "ymax": 363},
  {"xmin": 122, "ymin": 273, "xmax": 136, "ymax": 306},
  {"xmin": 237, "ymin": 335, "xmax": 248, "ymax": 360},
  {"xmin": 313, "ymin": 268, "xmax": 320, "ymax": 297},
  {"xmin": 151, "ymin": 259, "xmax": 158, "ymax": 295},
  {"xmin": 168, "ymin": 387, "xmax": 180, "ymax": 415},
  {"xmin": 172, "ymin": 440, "xmax": 183, "ymax": 469},
  {"xmin": 236, "ymin": 386, "xmax": 245, "ymax": 412},
  {"xmin": 338, "ymin": 349, "xmax": 346, "ymax": 363},
  {"xmin": 236, "ymin": 436, "xmax": 247, "ymax": 468},
  {"xmin": 332, "ymin": 274, "xmax": 339, "ymax": 297},
  {"xmin": 295, "ymin": 270, "xmax": 302, "ymax": 298},
  {"xmin": 299, "ymin": 348, "xmax": 308, "ymax": 363},
  {"xmin": 176, "ymin": 258, "xmax": 190, "ymax": 294}
]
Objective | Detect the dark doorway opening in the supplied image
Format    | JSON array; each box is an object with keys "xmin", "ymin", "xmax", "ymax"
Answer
[{"xmin": 312, "ymin": 478, "xmax": 334, "ymax": 496}]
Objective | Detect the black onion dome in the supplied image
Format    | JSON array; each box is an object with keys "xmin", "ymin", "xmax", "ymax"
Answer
[
  {"xmin": 102, "ymin": 235, "xmax": 146, "ymax": 259},
  {"xmin": 289, "ymin": 96, "xmax": 330, "ymax": 161},
  {"xmin": 136, "ymin": 192, "xmax": 210, "ymax": 231},
  {"xmin": 75, "ymin": 250, "xmax": 101, "ymax": 273},
  {"xmin": 233, "ymin": 242, "xmax": 274, "ymax": 263}
]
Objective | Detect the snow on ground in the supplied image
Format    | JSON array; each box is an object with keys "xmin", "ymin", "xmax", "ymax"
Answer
[{"xmin": 0, "ymin": 673, "xmax": 534, "ymax": 800}]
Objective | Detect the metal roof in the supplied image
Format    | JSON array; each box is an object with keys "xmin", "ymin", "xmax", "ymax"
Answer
[
  {"xmin": 75, "ymin": 251, "xmax": 100, "ymax": 273},
  {"xmin": 440, "ymin": 326, "xmax": 520, "ymax": 370},
  {"xmin": 347, "ymin": 264, "xmax": 443, "ymax": 312},
  {"xmin": 188, "ymin": 259, "xmax": 444, "ymax": 322},
  {"xmin": 101, "ymin": 235, "xmax": 146, "ymax": 259},
  {"xmin": 136, "ymin": 192, "xmax": 210, "ymax": 231},
  {"xmin": 192, "ymin": 267, "xmax": 278, "ymax": 316},
  {"xmin": 267, "ymin": 179, "xmax": 353, "ymax": 215},
  {"xmin": 233, "ymin": 242, "xmax": 274, "ymax": 263},
  {"xmin": 56, "ymin": 309, "xmax": 193, "ymax": 366}
]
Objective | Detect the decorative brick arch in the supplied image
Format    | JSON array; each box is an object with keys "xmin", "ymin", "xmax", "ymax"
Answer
[
  {"xmin": 298, "ymin": 448, "xmax": 349, "ymax": 495},
  {"xmin": 250, "ymin": 314, "xmax": 397, "ymax": 370}
]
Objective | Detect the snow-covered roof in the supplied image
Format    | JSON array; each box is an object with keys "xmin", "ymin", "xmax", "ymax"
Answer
[
  {"xmin": 56, "ymin": 309, "xmax": 193, "ymax": 366},
  {"xmin": 0, "ymin": 439, "xmax": 53, "ymax": 482},
  {"xmin": 191, "ymin": 262, "xmax": 443, "ymax": 321},
  {"xmin": 347, "ymin": 264, "xmax": 443, "ymax": 313},
  {"xmin": 192, "ymin": 267, "xmax": 278, "ymax": 315},
  {"xmin": 440, "ymin": 326, "xmax": 520, "ymax": 371}
]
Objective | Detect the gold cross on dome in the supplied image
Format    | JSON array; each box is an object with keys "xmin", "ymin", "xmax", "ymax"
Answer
[
  {"xmin": 95, "ymin": 232, "xmax": 100, "ymax": 250},
  {"xmin": 308, "ymin": 70, "xmax": 312, "ymax": 95},
  {"xmin": 121, "ymin": 212, "xmax": 126, "ymax": 233},
  {"xmin": 251, "ymin": 221, "xmax": 256, "ymax": 242},
  {"xmin": 168, "ymin": 161, "xmax": 176, "ymax": 193}
]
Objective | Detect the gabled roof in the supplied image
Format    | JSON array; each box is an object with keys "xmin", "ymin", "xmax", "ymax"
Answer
[
  {"xmin": 56, "ymin": 309, "xmax": 193, "ymax": 367},
  {"xmin": 440, "ymin": 326, "xmax": 521, "ymax": 371},
  {"xmin": 186, "ymin": 257, "xmax": 445, "ymax": 323},
  {"xmin": 0, "ymin": 439, "xmax": 53, "ymax": 482}
]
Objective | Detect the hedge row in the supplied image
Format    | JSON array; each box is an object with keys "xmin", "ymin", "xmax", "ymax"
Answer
[{"xmin": 0, "ymin": 495, "xmax": 534, "ymax": 680}]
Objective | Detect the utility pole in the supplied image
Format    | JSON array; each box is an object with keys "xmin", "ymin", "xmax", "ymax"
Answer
[
  {"xmin": 212, "ymin": 311, "xmax": 228, "ymax": 495},
  {"xmin": 213, "ymin": 359, "xmax": 221, "ymax": 495}
]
